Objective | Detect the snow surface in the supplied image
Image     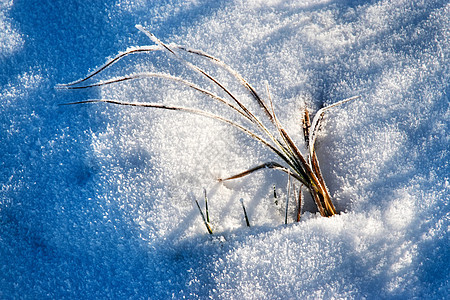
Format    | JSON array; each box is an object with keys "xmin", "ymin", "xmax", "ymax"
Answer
[{"xmin": 1, "ymin": 0, "xmax": 449, "ymax": 299}]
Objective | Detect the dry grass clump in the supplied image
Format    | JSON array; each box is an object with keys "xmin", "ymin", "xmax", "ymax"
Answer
[{"xmin": 58, "ymin": 25, "xmax": 359, "ymax": 220}]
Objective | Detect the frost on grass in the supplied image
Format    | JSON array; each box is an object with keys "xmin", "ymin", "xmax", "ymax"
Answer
[
  {"xmin": 61, "ymin": 34, "xmax": 361, "ymax": 219},
  {"xmin": 1, "ymin": 0, "xmax": 449, "ymax": 299},
  {"xmin": 91, "ymin": 1, "xmax": 448, "ymax": 298}
]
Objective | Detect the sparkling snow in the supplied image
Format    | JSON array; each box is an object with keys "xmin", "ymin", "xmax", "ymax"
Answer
[{"xmin": 1, "ymin": 0, "xmax": 448, "ymax": 299}]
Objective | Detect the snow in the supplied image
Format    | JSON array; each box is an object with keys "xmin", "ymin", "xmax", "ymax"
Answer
[{"xmin": 1, "ymin": 0, "xmax": 448, "ymax": 299}]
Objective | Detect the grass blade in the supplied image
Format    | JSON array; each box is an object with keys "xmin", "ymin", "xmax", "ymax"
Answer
[
  {"xmin": 302, "ymin": 108, "xmax": 311, "ymax": 146},
  {"xmin": 58, "ymin": 28, "xmax": 360, "ymax": 220},
  {"xmin": 285, "ymin": 171, "xmax": 291, "ymax": 225},
  {"xmin": 63, "ymin": 27, "xmax": 298, "ymax": 182},
  {"xmin": 135, "ymin": 25, "xmax": 255, "ymax": 122},
  {"xmin": 57, "ymin": 72, "xmax": 255, "ymax": 123},
  {"xmin": 194, "ymin": 199, "xmax": 213, "ymax": 235},
  {"xmin": 179, "ymin": 46, "xmax": 274, "ymax": 122},
  {"xmin": 56, "ymin": 46, "xmax": 159, "ymax": 88},
  {"xmin": 240, "ymin": 198, "xmax": 251, "ymax": 227},
  {"xmin": 135, "ymin": 25, "xmax": 283, "ymax": 150},
  {"xmin": 295, "ymin": 185, "xmax": 302, "ymax": 222},
  {"xmin": 309, "ymin": 95, "xmax": 361, "ymax": 159},
  {"xmin": 203, "ymin": 188, "xmax": 210, "ymax": 223},
  {"xmin": 218, "ymin": 161, "xmax": 306, "ymax": 186},
  {"xmin": 60, "ymin": 99, "xmax": 297, "ymax": 171}
]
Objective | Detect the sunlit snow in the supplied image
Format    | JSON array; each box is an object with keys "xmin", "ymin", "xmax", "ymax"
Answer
[{"xmin": 1, "ymin": 0, "xmax": 448, "ymax": 299}]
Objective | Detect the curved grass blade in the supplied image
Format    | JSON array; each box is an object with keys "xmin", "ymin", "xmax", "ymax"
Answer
[
  {"xmin": 178, "ymin": 46, "xmax": 274, "ymax": 122},
  {"xmin": 135, "ymin": 25, "xmax": 280, "ymax": 146},
  {"xmin": 136, "ymin": 25, "xmax": 253, "ymax": 121},
  {"xmin": 61, "ymin": 28, "xmax": 294, "ymax": 178},
  {"xmin": 302, "ymin": 107, "xmax": 328, "ymax": 199},
  {"xmin": 305, "ymin": 95, "xmax": 360, "ymax": 217},
  {"xmin": 309, "ymin": 95, "xmax": 361, "ymax": 159},
  {"xmin": 56, "ymin": 46, "xmax": 160, "ymax": 88},
  {"xmin": 218, "ymin": 161, "xmax": 306, "ymax": 185},
  {"xmin": 60, "ymin": 99, "xmax": 297, "ymax": 172},
  {"xmin": 58, "ymin": 28, "xmax": 359, "ymax": 219},
  {"xmin": 57, "ymin": 72, "xmax": 254, "ymax": 123}
]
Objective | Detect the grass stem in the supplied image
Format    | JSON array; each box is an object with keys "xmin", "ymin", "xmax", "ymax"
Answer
[
  {"xmin": 195, "ymin": 198, "xmax": 213, "ymax": 235},
  {"xmin": 203, "ymin": 188, "xmax": 210, "ymax": 223},
  {"xmin": 240, "ymin": 198, "xmax": 251, "ymax": 227},
  {"xmin": 285, "ymin": 172, "xmax": 291, "ymax": 225},
  {"xmin": 296, "ymin": 185, "xmax": 302, "ymax": 222}
]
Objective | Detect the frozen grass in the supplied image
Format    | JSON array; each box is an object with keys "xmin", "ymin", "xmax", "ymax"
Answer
[
  {"xmin": 58, "ymin": 25, "xmax": 362, "ymax": 219},
  {"xmin": 1, "ymin": 0, "xmax": 449, "ymax": 299}
]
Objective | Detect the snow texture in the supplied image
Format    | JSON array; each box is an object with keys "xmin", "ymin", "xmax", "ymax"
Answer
[{"xmin": 1, "ymin": 0, "xmax": 448, "ymax": 299}]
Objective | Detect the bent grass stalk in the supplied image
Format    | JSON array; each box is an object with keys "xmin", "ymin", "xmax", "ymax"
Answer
[{"xmin": 58, "ymin": 25, "xmax": 360, "ymax": 218}]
